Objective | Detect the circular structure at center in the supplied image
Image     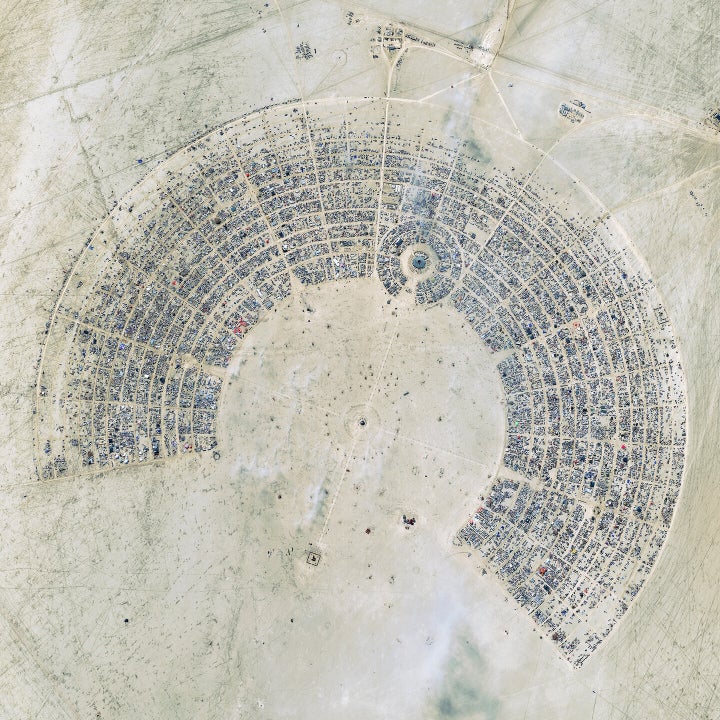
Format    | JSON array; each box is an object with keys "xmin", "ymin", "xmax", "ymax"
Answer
[
  {"xmin": 379, "ymin": 221, "xmax": 462, "ymax": 303},
  {"xmin": 411, "ymin": 252, "xmax": 427, "ymax": 271},
  {"xmin": 400, "ymin": 242, "xmax": 439, "ymax": 281}
]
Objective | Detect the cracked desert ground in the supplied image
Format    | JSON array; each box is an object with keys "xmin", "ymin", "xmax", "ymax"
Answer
[{"xmin": 1, "ymin": 1, "xmax": 719, "ymax": 718}]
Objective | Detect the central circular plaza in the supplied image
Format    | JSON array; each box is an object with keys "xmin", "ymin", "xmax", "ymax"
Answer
[
  {"xmin": 401, "ymin": 242, "xmax": 438, "ymax": 281},
  {"xmin": 218, "ymin": 279, "xmax": 504, "ymax": 545},
  {"xmin": 411, "ymin": 252, "xmax": 427, "ymax": 270},
  {"xmin": 379, "ymin": 221, "xmax": 463, "ymax": 303},
  {"xmin": 211, "ymin": 278, "xmax": 505, "ymax": 714}
]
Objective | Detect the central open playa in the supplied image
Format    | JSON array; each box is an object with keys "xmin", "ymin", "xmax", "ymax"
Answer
[{"xmin": 211, "ymin": 279, "xmax": 527, "ymax": 717}]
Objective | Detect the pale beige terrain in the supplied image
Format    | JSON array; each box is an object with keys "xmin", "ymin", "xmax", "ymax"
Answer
[{"xmin": 0, "ymin": 1, "xmax": 719, "ymax": 719}]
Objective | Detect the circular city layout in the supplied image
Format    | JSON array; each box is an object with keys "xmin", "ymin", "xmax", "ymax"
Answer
[{"xmin": 34, "ymin": 97, "xmax": 687, "ymax": 668}]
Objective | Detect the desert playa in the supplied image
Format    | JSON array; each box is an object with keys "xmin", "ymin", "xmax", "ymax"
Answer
[{"xmin": 0, "ymin": 1, "xmax": 719, "ymax": 718}]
